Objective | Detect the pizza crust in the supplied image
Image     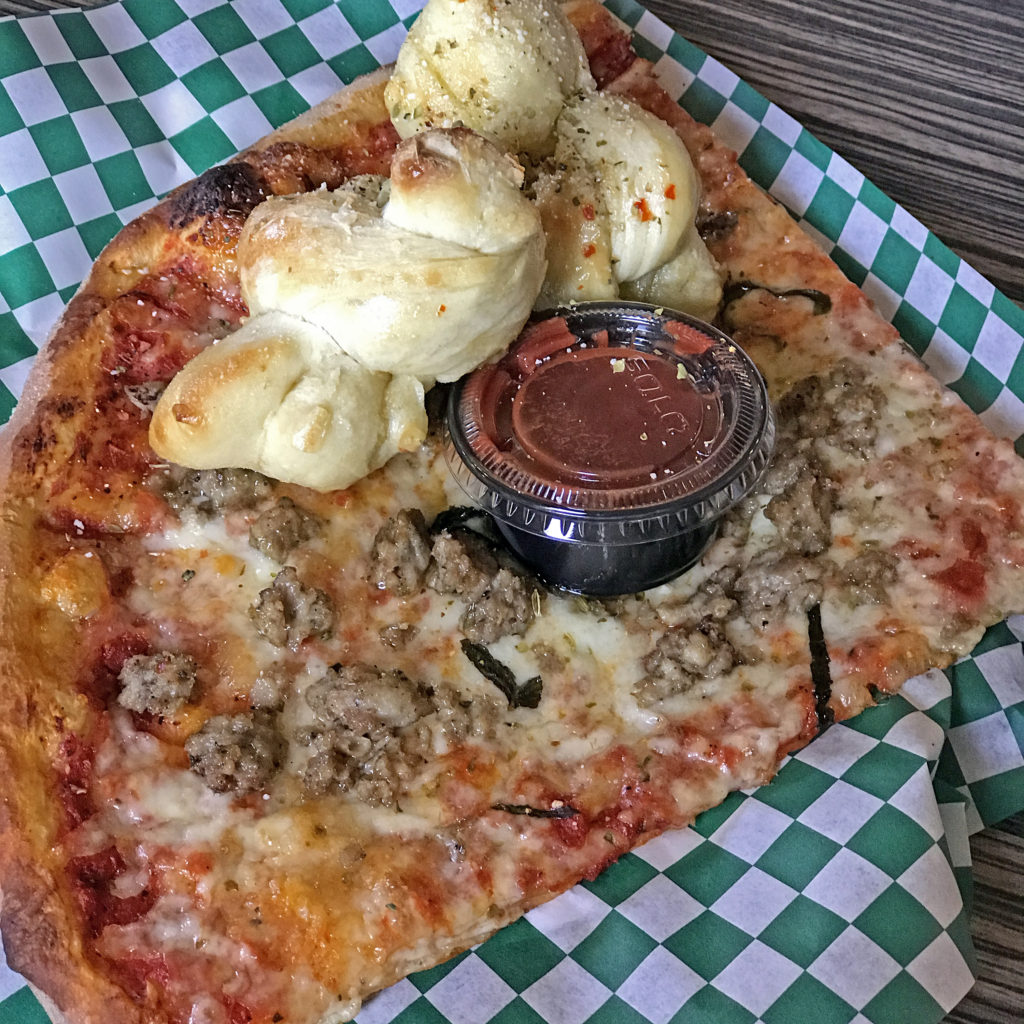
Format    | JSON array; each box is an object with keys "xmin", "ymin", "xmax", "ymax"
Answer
[
  {"xmin": 0, "ymin": 508, "xmax": 146, "ymax": 1023},
  {"xmin": 0, "ymin": 66, "xmax": 406, "ymax": 1024}
]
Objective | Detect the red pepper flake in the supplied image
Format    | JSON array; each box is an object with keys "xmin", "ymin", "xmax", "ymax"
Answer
[
  {"xmin": 437, "ymin": 304, "xmax": 446, "ymax": 316},
  {"xmin": 633, "ymin": 197, "xmax": 654, "ymax": 222},
  {"xmin": 581, "ymin": 243, "xmax": 597, "ymax": 258},
  {"xmin": 664, "ymin": 183, "xmax": 677, "ymax": 200},
  {"xmin": 581, "ymin": 203, "xmax": 595, "ymax": 221}
]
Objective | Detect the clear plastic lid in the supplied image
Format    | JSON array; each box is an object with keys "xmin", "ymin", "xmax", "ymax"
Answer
[{"xmin": 446, "ymin": 302, "xmax": 775, "ymax": 544}]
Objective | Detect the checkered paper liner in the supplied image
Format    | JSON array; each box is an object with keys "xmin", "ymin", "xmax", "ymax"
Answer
[{"xmin": 0, "ymin": 1, "xmax": 1022, "ymax": 1022}]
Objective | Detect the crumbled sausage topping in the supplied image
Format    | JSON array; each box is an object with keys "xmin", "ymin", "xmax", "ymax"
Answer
[
  {"xmin": 426, "ymin": 529, "xmax": 496, "ymax": 599},
  {"xmin": 762, "ymin": 450, "xmax": 836, "ymax": 556},
  {"xmin": 634, "ymin": 619, "xmax": 738, "ymax": 707},
  {"xmin": 734, "ymin": 552, "xmax": 824, "ymax": 627},
  {"xmin": 369, "ymin": 509, "xmax": 432, "ymax": 595},
  {"xmin": 633, "ymin": 581, "xmax": 742, "ymax": 706},
  {"xmin": 426, "ymin": 529, "xmax": 538, "ymax": 643},
  {"xmin": 835, "ymin": 549, "xmax": 899, "ymax": 605},
  {"xmin": 305, "ymin": 663, "xmax": 433, "ymax": 739},
  {"xmin": 117, "ymin": 651, "xmax": 197, "ymax": 717},
  {"xmin": 299, "ymin": 663, "xmax": 500, "ymax": 807},
  {"xmin": 185, "ymin": 712, "xmax": 285, "ymax": 794},
  {"xmin": 459, "ymin": 566, "xmax": 536, "ymax": 644},
  {"xmin": 368, "ymin": 513, "xmax": 541, "ymax": 642},
  {"xmin": 701, "ymin": 360, "xmax": 888, "ymax": 635},
  {"xmin": 249, "ymin": 498, "xmax": 323, "ymax": 563},
  {"xmin": 634, "ymin": 359, "xmax": 892, "ymax": 701},
  {"xmin": 163, "ymin": 466, "xmax": 272, "ymax": 517},
  {"xmin": 249, "ymin": 566, "xmax": 334, "ymax": 648},
  {"xmin": 709, "ymin": 455, "xmax": 830, "ymax": 633},
  {"xmin": 776, "ymin": 359, "xmax": 884, "ymax": 456}
]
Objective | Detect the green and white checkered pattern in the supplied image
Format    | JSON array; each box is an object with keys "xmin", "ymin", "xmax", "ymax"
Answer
[{"xmin": 1, "ymin": 2, "xmax": 1022, "ymax": 1022}]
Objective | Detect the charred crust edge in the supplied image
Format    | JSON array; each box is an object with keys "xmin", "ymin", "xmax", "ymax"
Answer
[{"xmin": 167, "ymin": 162, "xmax": 269, "ymax": 230}]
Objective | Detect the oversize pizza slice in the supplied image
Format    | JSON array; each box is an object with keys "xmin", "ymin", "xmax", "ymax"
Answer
[{"xmin": 0, "ymin": 3, "xmax": 1021, "ymax": 1024}]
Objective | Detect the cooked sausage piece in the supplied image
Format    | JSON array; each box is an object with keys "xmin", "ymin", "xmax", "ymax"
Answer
[
  {"xmin": 305, "ymin": 663, "xmax": 433, "ymax": 740},
  {"xmin": 426, "ymin": 529, "xmax": 537, "ymax": 643},
  {"xmin": 250, "ymin": 566, "xmax": 333, "ymax": 647},
  {"xmin": 185, "ymin": 712, "xmax": 285, "ymax": 794},
  {"xmin": 117, "ymin": 651, "xmax": 197, "ymax": 716},
  {"xmin": 299, "ymin": 663, "xmax": 502, "ymax": 806},
  {"xmin": 249, "ymin": 497, "xmax": 323, "ymax": 563},
  {"xmin": 163, "ymin": 466, "xmax": 272, "ymax": 517},
  {"xmin": 776, "ymin": 359, "xmax": 884, "ymax": 456},
  {"xmin": 369, "ymin": 508, "xmax": 432, "ymax": 595}
]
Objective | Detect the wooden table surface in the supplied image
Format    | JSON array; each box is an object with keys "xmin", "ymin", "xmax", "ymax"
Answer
[{"xmin": 1, "ymin": 2, "xmax": 1021, "ymax": 1023}]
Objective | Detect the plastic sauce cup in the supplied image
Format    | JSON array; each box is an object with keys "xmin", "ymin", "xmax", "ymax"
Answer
[{"xmin": 445, "ymin": 302, "xmax": 775, "ymax": 595}]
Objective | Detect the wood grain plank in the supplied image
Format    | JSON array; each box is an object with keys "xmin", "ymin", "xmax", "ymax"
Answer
[
  {"xmin": 0, "ymin": 0, "xmax": 76, "ymax": 11},
  {"xmin": 646, "ymin": 0, "xmax": 1024, "ymax": 302},
  {"xmin": 949, "ymin": 820, "xmax": 1024, "ymax": 1024}
]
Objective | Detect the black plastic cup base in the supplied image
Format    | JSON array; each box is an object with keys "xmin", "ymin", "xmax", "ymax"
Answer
[
  {"xmin": 446, "ymin": 301, "xmax": 775, "ymax": 597},
  {"xmin": 494, "ymin": 519, "xmax": 718, "ymax": 596}
]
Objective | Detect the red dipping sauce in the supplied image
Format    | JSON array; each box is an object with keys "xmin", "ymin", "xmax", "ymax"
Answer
[
  {"xmin": 446, "ymin": 303, "xmax": 774, "ymax": 594},
  {"xmin": 479, "ymin": 318, "xmax": 723, "ymax": 492}
]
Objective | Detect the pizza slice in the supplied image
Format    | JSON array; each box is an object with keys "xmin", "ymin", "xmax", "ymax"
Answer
[{"xmin": 0, "ymin": 2, "xmax": 1021, "ymax": 1024}]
